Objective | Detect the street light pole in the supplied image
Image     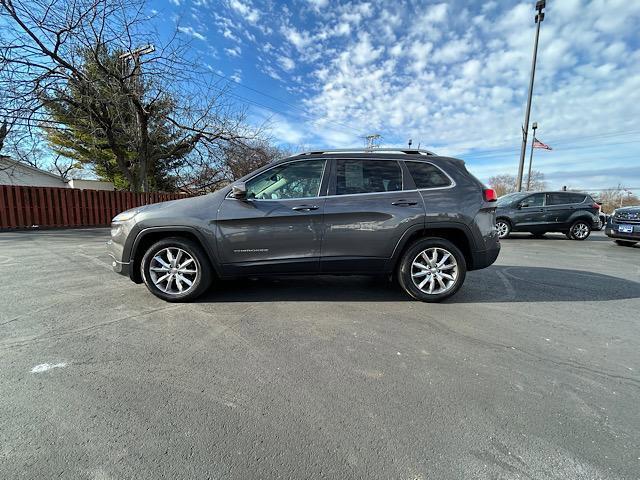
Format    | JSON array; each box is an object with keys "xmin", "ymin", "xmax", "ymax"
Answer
[
  {"xmin": 516, "ymin": 0, "xmax": 546, "ymax": 192},
  {"xmin": 526, "ymin": 122, "xmax": 537, "ymax": 191}
]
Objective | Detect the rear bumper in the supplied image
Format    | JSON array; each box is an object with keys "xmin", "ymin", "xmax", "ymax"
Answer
[{"xmin": 470, "ymin": 243, "xmax": 501, "ymax": 271}]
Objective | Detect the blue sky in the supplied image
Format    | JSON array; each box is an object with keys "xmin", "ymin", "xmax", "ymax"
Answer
[{"xmin": 153, "ymin": 0, "xmax": 639, "ymax": 190}]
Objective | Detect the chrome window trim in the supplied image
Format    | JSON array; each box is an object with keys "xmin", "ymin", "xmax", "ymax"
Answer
[
  {"xmin": 226, "ymin": 158, "xmax": 328, "ymax": 201},
  {"xmin": 403, "ymin": 159, "xmax": 456, "ymax": 191}
]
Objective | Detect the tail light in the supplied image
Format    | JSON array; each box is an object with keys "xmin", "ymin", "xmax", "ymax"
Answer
[
  {"xmin": 483, "ymin": 188, "xmax": 497, "ymax": 202},
  {"xmin": 592, "ymin": 203, "xmax": 601, "ymax": 211}
]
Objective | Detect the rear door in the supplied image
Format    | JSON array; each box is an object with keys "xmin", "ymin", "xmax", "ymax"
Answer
[
  {"xmin": 511, "ymin": 193, "xmax": 546, "ymax": 230},
  {"xmin": 544, "ymin": 192, "xmax": 584, "ymax": 229},
  {"xmin": 216, "ymin": 159, "xmax": 328, "ymax": 275},
  {"xmin": 320, "ymin": 158, "xmax": 424, "ymax": 273}
]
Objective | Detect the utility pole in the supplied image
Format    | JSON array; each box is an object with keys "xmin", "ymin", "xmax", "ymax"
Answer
[
  {"xmin": 364, "ymin": 134, "xmax": 381, "ymax": 151},
  {"xmin": 119, "ymin": 45, "xmax": 155, "ymax": 192},
  {"xmin": 526, "ymin": 122, "xmax": 538, "ymax": 191},
  {"xmin": 516, "ymin": 0, "xmax": 545, "ymax": 192},
  {"xmin": 119, "ymin": 45, "xmax": 155, "ymax": 96}
]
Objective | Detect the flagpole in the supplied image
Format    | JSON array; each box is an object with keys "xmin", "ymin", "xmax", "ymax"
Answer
[
  {"xmin": 516, "ymin": 0, "xmax": 546, "ymax": 192},
  {"xmin": 526, "ymin": 122, "xmax": 537, "ymax": 191}
]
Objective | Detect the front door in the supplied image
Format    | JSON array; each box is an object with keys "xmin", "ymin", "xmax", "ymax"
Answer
[
  {"xmin": 512, "ymin": 193, "xmax": 546, "ymax": 230},
  {"xmin": 216, "ymin": 159, "xmax": 327, "ymax": 275},
  {"xmin": 320, "ymin": 158, "xmax": 424, "ymax": 273}
]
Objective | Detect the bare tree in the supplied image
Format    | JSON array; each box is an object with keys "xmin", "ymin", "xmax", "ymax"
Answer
[
  {"xmin": 489, "ymin": 170, "xmax": 546, "ymax": 197},
  {"xmin": 0, "ymin": 0, "xmax": 258, "ymax": 192},
  {"xmin": 591, "ymin": 186, "xmax": 640, "ymax": 213}
]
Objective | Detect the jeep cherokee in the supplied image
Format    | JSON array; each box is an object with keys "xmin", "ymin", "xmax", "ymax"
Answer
[{"xmin": 107, "ymin": 149, "xmax": 500, "ymax": 302}]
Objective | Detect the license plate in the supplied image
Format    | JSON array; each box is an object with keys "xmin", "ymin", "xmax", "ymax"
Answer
[{"xmin": 618, "ymin": 224, "xmax": 634, "ymax": 233}]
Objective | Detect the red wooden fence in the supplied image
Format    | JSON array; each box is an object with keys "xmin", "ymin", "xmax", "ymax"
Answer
[{"xmin": 0, "ymin": 185, "xmax": 186, "ymax": 230}]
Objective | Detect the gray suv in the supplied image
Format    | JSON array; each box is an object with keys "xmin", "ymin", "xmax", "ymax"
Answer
[{"xmin": 107, "ymin": 149, "xmax": 500, "ymax": 302}]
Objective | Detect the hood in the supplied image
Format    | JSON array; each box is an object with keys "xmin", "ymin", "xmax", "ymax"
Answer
[
  {"xmin": 614, "ymin": 205, "xmax": 640, "ymax": 213},
  {"xmin": 614, "ymin": 205, "xmax": 640, "ymax": 219},
  {"xmin": 134, "ymin": 187, "xmax": 230, "ymax": 225}
]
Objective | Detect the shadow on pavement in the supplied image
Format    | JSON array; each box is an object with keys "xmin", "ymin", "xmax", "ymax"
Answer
[{"xmin": 197, "ymin": 265, "xmax": 640, "ymax": 303}]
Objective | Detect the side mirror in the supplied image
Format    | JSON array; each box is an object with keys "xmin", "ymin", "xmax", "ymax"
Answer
[{"xmin": 231, "ymin": 182, "xmax": 247, "ymax": 199}]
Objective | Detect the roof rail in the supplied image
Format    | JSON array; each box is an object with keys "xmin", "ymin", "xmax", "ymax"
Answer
[{"xmin": 296, "ymin": 148, "xmax": 437, "ymax": 156}]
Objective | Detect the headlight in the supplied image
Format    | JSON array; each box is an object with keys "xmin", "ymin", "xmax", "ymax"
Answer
[{"xmin": 112, "ymin": 209, "xmax": 139, "ymax": 223}]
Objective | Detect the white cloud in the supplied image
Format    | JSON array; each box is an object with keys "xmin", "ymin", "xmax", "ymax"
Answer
[
  {"xmin": 278, "ymin": 56, "xmax": 295, "ymax": 72},
  {"xmin": 228, "ymin": 0, "xmax": 261, "ymax": 24},
  {"xmin": 307, "ymin": 0, "xmax": 328, "ymax": 10},
  {"xmin": 230, "ymin": 69, "xmax": 242, "ymax": 83},
  {"xmin": 351, "ymin": 33, "xmax": 384, "ymax": 66},
  {"xmin": 224, "ymin": 45, "xmax": 242, "ymax": 57},
  {"xmin": 425, "ymin": 3, "xmax": 448, "ymax": 23},
  {"xmin": 177, "ymin": 26, "xmax": 206, "ymax": 41},
  {"xmin": 281, "ymin": 26, "xmax": 313, "ymax": 51}
]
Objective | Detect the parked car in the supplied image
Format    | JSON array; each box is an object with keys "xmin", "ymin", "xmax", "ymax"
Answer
[
  {"xmin": 495, "ymin": 191, "xmax": 601, "ymax": 240},
  {"xmin": 107, "ymin": 149, "xmax": 500, "ymax": 303},
  {"xmin": 605, "ymin": 206, "xmax": 640, "ymax": 246}
]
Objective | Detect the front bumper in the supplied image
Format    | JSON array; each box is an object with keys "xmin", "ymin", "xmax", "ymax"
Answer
[
  {"xmin": 605, "ymin": 225, "xmax": 640, "ymax": 241},
  {"xmin": 106, "ymin": 221, "xmax": 136, "ymax": 277},
  {"xmin": 106, "ymin": 239, "xmax": 130, "ymax": 276}
]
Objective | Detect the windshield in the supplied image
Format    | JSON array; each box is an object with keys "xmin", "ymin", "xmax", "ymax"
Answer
[{"xmin": 496, "ymin": 192, "xmax": 528, "ymax": 206}]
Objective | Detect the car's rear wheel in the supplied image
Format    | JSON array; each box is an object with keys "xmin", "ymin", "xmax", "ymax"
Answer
[
  {"xmin": 496, "ymin": 219, "xmax": 511, "ymax": 239},
  {"xmin": 398, "ymin": 238, "xmax": 467, "ymax": 302},
  {"xmin": 569, "ymin": 220, "xmax": 591, "ymax": 240},
  {"xmin": 615, "ymin": 240, "xmax": 637, "ymax": 247},
  {"xmin": 141, "ymin": 237, "xmax": 212, "ymax": 302}
]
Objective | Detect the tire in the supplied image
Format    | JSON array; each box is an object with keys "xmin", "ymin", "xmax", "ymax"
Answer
[
  {"xmin": 615, "ymin": 240, "xmax": 638, "ymax": 247},
  {"xmin": 496, "ymin": 219, "xmax": 511, "ymax": 239},
  {"xmin": 397, "ymin": 237, "xmax": 467, "ymax": 303},
  {"xmin": 568, "ymin": 220, "xmax": 591, "ymax": 240},
  {"xmin": 141, "ymin": 237, "xmax": 213, "ymax": 302}
]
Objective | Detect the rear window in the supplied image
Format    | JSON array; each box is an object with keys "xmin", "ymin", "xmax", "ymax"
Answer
[
  {"xmin": 335, "ymin": 159, "xmax": 402, "ymax": 195},
  {"xmin": 547, "ymin": 193, "xmax": 586, "ymax": 205},
  {"xmin": 405, "ymin": 162, "xmax": 451, "ymax": 189}
]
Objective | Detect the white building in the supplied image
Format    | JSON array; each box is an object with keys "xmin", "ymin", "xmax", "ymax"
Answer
[{"xmin": 0, "ymin": 157, "xmax": 114, "ymax": 190}]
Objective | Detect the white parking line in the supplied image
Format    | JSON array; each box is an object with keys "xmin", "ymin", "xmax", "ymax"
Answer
[{"xmin": 30, "ymin": 362, "xmax": 67, "ymax": 373}]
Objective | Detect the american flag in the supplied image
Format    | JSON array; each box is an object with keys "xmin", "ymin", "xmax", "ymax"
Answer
[{"xmin": 532, "ymin": 137, "xmax": 552, "ymax": 150}]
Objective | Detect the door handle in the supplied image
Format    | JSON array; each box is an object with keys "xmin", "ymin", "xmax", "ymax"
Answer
[
  {"xmin": 292, "ymin": 205, "xmax": 319, "ymax": 211},
  {"xmin": 392, "ymin": 200, "xmax": 418, "ymax": 206}
]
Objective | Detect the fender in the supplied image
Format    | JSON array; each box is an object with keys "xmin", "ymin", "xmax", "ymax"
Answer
[
  {"xmin": 389, "ymin": 221, "xmax": 476, "ymax": 269},
  {"xmin": 127, "ymin": 225, "xmax": 223, "ymax": 280}
]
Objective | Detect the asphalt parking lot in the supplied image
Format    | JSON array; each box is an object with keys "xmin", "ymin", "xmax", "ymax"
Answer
[{"xmin": 1, "ymin": 229, "xmax": 639, "ymax": 480}]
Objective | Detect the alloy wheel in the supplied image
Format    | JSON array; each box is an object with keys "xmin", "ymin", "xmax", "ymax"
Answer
[
  {"xmin": 572, "ymin": 223, "xmax": 589, "ymax": 240},
  {"xmin": 411, "ymin": 247, "xmax": 459, "ymax": 295},
  {"xmin": 496, "ymin": 221, "xmax": 509, "ymax": 238},
  {"xmin": 149, "ymin": 247, "xmax": 198, "ymax": 295}
]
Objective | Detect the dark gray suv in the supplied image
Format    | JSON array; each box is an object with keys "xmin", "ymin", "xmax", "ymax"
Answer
[
  {"xmin": 107, "ymin": 149, "xmax": 500, "ymax": 302},
  {"xmin": 495, "ymin": 191, "xmax": 601, "ymax": 240}
]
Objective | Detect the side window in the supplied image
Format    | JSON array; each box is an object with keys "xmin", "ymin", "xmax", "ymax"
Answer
[
  {"xmin": 546, "ymin": 193, "xmax": 566, "ymax": 205},
  {"xmin": 405, "ymin": 162, "xmax": 451, "ymax": 189},
  {"xmin": 520, "ymin": 193, "xmax": 545, "ymax": 207},
  {"xmin": 245, "ymin": 160, "xmax": 325, "ymax": 200},
  {"xmin": 567, "ymin": 193, "xmax": 586, "ymax": 204},
  {"xmin": 335, "ymin": 160, "xmax": 402, "ymax": 195}
]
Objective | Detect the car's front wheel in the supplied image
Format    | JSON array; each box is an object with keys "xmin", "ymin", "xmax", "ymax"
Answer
[
  {"xmin": 141, "ymin": 237, "xmax": 213, "ymax": 302},
  {"xmin": 496, "ymin": 219, "xmax": 511, "ymax": 239},
  {"xmin": 398, "ymin": 238, "xmax": 467, "ymax": 302},
  {"xmin": 568, "ymin": 220, "xmax": 591, "ymax": 240}
]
